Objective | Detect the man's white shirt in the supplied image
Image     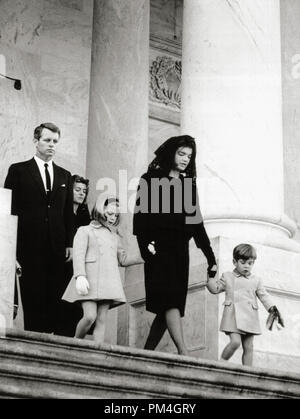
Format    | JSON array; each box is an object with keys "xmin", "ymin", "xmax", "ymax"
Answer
[{"xmin": 34, "ymin": 156, "xmax": 54, "ymax": 192}]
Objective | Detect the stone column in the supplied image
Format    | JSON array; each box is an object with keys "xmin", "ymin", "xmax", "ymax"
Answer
[
  {"xmin": 181, "ymin": 0, "xmax": 297, "ymax": 250},
  {"xmin": 0, "ymin": 189, "xmax": 17, "ymax": 332},
  {"xmin": 86, "ymin": 0, "xmax": 150, "ymax": 345},
  {"xmin": 180, "ymin": 0, "xmax": 300, "ymax": 371},
  {"xmin": 87, "ymin": 0, "xmax": 150, "ymax": 202}
]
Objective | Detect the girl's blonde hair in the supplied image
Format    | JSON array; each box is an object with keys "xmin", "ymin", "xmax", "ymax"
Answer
[{"xmin": 92, "ymin": 194, "xmax": 121, "ymax": 228}]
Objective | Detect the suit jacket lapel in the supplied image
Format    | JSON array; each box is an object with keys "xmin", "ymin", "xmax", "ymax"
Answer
[{"xmin": 28, "ymin": 158, "xmax": 46, "ymax": 197}]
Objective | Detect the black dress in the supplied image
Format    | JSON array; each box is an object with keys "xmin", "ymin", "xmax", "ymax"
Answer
[
  {"xmin": 133, "ymin": 171, "xmax": 216, "ymax": 318},
  {"xmin": 56, "ymin": 204, "xmax": 91, "ymax": 337}
]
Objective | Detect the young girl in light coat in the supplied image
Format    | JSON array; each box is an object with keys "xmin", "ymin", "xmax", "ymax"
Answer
[
  {"xmin": 62, "ymin": 193, "xmax": 144, "ymax": 346},
  {"xmin": 206, "ymin": 244, "xmax": 284, "ymax": 366}
]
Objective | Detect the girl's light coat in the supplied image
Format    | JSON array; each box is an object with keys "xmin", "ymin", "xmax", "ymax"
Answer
[
  {"xmin": 207, "ymin": 271, "xmax": 274, "ymax": 335},
  {"xmin": 62, "ymin": 223, "xmax": 144, "ymax": 307}
]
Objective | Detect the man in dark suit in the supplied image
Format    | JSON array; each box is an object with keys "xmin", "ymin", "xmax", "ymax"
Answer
[{"xmin": 4, "ymin": 123, "xmax": 74, "ymax": 334}]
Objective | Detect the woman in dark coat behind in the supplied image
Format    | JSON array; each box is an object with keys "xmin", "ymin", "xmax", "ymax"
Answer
[
  {"xmin": 133, "ymin": 135, "xmax": 217, "ymax": 355},
  {"xmin": 56, "ymin": 175, "xmax": 91, "ymax": 337}
]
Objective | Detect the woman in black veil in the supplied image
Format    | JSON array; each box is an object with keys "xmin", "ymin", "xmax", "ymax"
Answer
[{"xmin": 133, "ymin": 135, "xmax": 217, "ymax": 355}]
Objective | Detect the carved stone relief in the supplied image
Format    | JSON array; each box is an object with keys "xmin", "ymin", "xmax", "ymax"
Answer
[{"xmin": 150, "ymin": 55, "xmax": 182, "ymax": 109}]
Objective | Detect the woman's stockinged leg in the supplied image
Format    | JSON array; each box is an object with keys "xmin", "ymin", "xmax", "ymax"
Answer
[
  {"xmin": 221, "ymin": 333, "xmax": 242, "ymax": 361},
  {"xmin": 75, "ymin": 301, "xmax": 97, "ymax": 339},
  {"xmin": 93, "ymin": 302, "xmax": 111, "ymax": 346},
  {"xmin": 165, "ymin": 308, "xmax": 188, "ymax": 356},
  {"xmin": 241, "ymin": 335, "xmax": 254, "ymax": 366},
  {"xmin": 144, "ymin": 314, "xmax": 167, "ymax": 351}
]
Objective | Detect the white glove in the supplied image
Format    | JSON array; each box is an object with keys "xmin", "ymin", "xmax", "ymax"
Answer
[
  {"xmin": 148, "ymin": 241, "xmax": 156, "ymax": 255},
  {"xmin": 76, "ymin": 276, "xmax": 90, "ymax": 296}
]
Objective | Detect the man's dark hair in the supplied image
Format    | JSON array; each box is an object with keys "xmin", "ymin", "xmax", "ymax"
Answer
[{"xmin": 34, "ymin": 123, "xmax": 61, "ymax": 141}]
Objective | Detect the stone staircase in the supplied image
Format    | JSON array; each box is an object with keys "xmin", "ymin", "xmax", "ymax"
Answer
[{"xmin": 0, "ymin": 330, "xmax": 299, "ymax": 399}]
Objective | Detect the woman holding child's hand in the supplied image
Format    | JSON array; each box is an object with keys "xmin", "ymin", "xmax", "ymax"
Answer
[{"xmin": 134, "ymin": 135, "xmax": 217, "ymax": 356}]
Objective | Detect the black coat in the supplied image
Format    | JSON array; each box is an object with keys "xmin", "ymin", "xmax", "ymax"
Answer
[
  {"xmin": 133, "ymin": 171, "xmax": 216, "ymax": 317},
  {"xmin": 60, "ymin": 205, "xmax": 91, "ymax": 338},
  {"xmin": 4, "ymin": 158, "xmax": 74, "ymax": 333},
  {"xmin": 5, "ymin": 158, "xmax": 74, "ymax": 256}
]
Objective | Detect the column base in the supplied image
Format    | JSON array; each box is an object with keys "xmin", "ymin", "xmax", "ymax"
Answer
[{"xmin": 205, "ymin": 212, "xmax": 300, "ymax": 253}]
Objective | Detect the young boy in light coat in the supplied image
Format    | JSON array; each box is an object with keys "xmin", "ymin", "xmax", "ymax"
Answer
[{"xmin": 206, "ymin": 244, "xmax": 284, "ymax": 366}]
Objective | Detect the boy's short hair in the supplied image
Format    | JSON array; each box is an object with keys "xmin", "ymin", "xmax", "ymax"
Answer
[{"xmin": 233, "ymin": 244, "xmax": 257, "ymax": 261}]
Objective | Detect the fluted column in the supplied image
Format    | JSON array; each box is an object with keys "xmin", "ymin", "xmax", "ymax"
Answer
[
  {"xmin": 0, "ymin": 189, "xmax": 17, "ymax": 332},
  {"xmin": 86, "ymin": 0, "xmax": 150, "ymax": 345},
  {"xmin": 180, "ymin": 0, "xmax": 300, "ymax": 370},
  {"xmin": 181, "ymin": 0, "xmax": 297, "ymax": 251},
  {"xmin": 86, "ymin": 0, "xmax": 150, "ymax": 203}
]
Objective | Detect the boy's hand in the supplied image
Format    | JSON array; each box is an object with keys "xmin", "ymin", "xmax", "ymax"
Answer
[
  {"xmin": 76, "ymin": 276, "xmax": 90, "ymax": 296},
  {"xmin": 207, "ymin": 264, "xmax": 218, "ymax": 278}
]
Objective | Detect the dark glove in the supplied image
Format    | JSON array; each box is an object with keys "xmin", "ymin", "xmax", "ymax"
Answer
[
  {"xmin": 267, "ymin": 306, "xmax": 285, "ymax": 329},
  {"xmin": 13, "ymin": 305, "xmax": 18, "ymax": 320},
  {"xmin": 207, "ymin": 264, "xmax": 217, "ymax": 279}
]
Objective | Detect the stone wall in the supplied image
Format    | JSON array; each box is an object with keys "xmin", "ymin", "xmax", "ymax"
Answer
[{"xmin": 0, "ymin": 0, "xmax": 93, "ymax": 184}]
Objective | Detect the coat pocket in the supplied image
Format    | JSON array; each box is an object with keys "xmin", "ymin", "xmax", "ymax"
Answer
[{"xmin": 252, "ymin": 303, "xmax": 259, "ymax": 310}]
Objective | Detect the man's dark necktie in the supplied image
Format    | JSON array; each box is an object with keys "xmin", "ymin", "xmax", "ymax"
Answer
[{"xmin": 44, "ymin": 163, "xmax": 51, "ymax": 201}]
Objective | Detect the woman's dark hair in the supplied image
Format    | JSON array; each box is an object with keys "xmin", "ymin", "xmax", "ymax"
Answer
[
  {"xmin": 148, "ymin": 135, "xmax": 197, "ymax": 180},
  {"xmin": 72, "ymin": 175, "xmax": 89, "ymax": 205}
]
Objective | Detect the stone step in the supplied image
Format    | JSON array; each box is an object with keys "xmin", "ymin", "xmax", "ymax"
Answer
[{"xmin": 0, "ymin": 330, "xmax": 299, "ymax": 399}]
